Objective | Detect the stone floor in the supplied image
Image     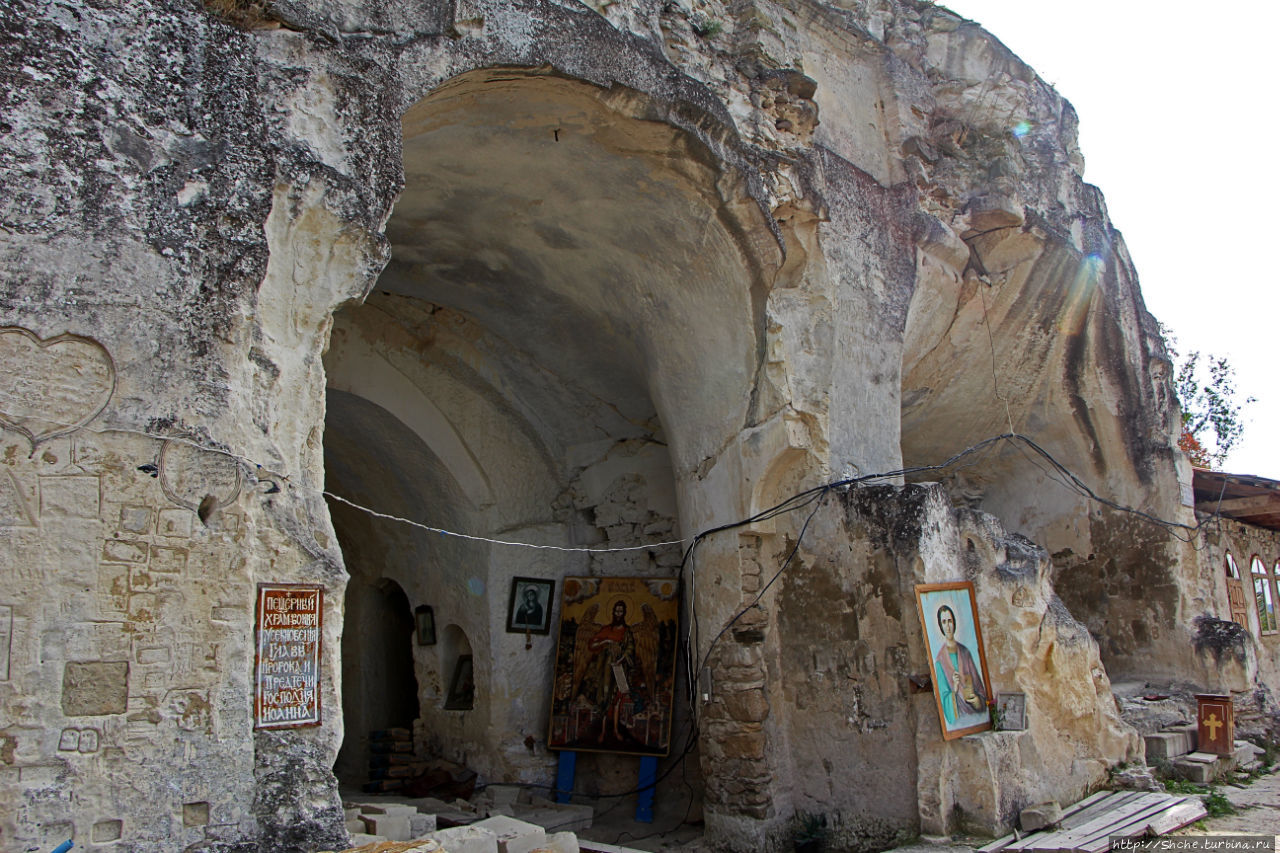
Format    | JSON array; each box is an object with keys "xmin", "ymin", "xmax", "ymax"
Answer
[
  {"xmin": 570, "ymin": 795, "xmax": 704, "ymax": 852},
  {"xmin": 329, "ymin": 768, "xmax": 1280, "ymax": 852}
]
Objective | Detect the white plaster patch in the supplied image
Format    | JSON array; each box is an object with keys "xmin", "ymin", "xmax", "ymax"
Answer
[
  {"xmin": 284, "ymin": 74, "xmax": 349, "ymax": 174},
  {"xmin": 177, "ymin": 179, "xmax": 208, "ymax": 206}
]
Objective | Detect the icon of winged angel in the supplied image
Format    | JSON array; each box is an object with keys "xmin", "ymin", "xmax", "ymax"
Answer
[{"xmin": 571, "ymin": 599, "xmax": 661, "ymax": 744}]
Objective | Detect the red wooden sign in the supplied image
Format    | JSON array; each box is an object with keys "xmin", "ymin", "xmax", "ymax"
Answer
[{"xmin": 254, "ymin": 585, "xmax": 323, "ymax": 729}]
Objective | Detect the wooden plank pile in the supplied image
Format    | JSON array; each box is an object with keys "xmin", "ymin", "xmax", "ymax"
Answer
[{"xmin": 979, "ymin": 790, "xmax": 1207, "ymax": 853}]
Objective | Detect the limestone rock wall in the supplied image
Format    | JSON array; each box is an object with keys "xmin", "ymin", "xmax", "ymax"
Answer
[
  {"xmin": 0, "ymin": 1, "xmax": 394, "ymax": 848},
  {"xmin": 731, "ymin": 484, "xmax": 1139, "ymax": 846},
  {"xmin": 0, "ymin": 0, "xmax": 1203, "ymax": 849},
  {"xmin": 916, "ymin": 505, "xmax": 1142, "ymax": 835}
]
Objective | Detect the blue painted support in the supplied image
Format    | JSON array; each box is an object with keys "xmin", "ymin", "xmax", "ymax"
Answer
[
  {"xmin": 554, "ymin": 750, "xmax": 577, "ymax": 804},
  {"xmin": 51, "ymin": 842, "xmax": 74, "ymax": 853},
  {"xmin": 635, "ymin": 755, "xmax": 658, "ymax": 823}
]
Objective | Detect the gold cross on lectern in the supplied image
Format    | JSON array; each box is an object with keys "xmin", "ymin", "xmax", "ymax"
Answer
[{"xmin": 1204, "ymin": 712, "xmax": 1223, "ymax": 740}]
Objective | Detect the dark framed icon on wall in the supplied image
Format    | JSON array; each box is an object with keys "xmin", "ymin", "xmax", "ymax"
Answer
[
  {"xmin": 414, "ymin": 605, "xmax": 436, "ymax": 646},
  {"xmin": 506, "ymin": 577, "xmax": 554, "ymax": 635},
  {"xmin": 444, "ymin": 654, "xmax": 474, "ymax": 710}
]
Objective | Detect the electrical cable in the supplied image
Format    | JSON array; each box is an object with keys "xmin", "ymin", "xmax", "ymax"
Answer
[
  {"xmin": 3, "ymin": 395, "xmax": 1256, "ymax": 805},
  {"xmin": 0, "ymin": 405, "xmax": 1222, "ymax": 548},
  {"xmin": 323, "ymin": 491, "xmax": 688, "ymax": 554},
  {"xmin": 693, "ymin": 487, "xmax": 830, "ymax": 681}
]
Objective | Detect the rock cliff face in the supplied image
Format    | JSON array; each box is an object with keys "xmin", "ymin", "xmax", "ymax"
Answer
[{"xmin": 0, "ymin": 0, "xmax": 1198, "ymax": 849}]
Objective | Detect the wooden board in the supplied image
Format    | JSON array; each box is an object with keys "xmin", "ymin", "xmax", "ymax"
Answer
[
  {"xmin": 1066, "ymin": 797, "xmax": 1192, "ymax": 853},
  {"xmin": 1002, "ymin": 793, "xmax": 1130, "ymax": 851},
  {"xmin": 977, "ymin": 832, "xmax": 1019, "ymax": 853},
  {"xmin": 1056, "ymin": 791, "xmax": 1113, "ymax": 823},
  {"xmin": 1140, "ymin": 799, "xmax": 1208, "ymax": 836},
  {"xmin": 978, "ymin": 792, "xmax": 1119, "ymax": 853},
  {"xmin": 1004, "ymin": 791, "xmax": 1209, "ymax": 853},
  {"xmin": 1074, "ymin": 798, "xmax": 1206, "ymax": 853},
  {"xmin": 1058, "ymin": 791, "xmax": 1143, "ymax": 830},
  {"xmin": 1020, "ymin": 793, "xmax": 1170, "ymax": 852}
]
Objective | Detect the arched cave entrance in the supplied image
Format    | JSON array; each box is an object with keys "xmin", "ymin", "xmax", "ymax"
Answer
[{"xmin": 322, "ymin": 68, "xmax": 778, "ymax": 798}]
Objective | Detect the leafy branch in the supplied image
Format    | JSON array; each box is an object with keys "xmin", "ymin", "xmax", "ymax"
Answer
[{"xmin": 1162, "ymin": 324, "xmax": 1255, "ymax": 468}]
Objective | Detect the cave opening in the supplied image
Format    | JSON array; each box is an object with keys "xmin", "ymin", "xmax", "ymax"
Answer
[{"xmin": 322, "ymin": 68, "xmax": 773, "ymax": 797}]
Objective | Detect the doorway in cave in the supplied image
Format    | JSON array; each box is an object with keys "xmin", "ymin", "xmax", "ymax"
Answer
[{"xmin": 333, "ymin": 575, "xmax": 419, "ymax": 787}]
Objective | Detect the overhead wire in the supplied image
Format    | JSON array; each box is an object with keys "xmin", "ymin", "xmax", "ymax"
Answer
[
  {"xmin": 0, "ymin": 389, "xmax": 1244, "ymax": 807},
  {"xmin": 0, "ymin": 399, "xmax": 1214, "ymax": 549}
]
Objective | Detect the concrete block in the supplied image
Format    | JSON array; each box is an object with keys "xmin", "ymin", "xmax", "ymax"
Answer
[
  {"xmin": 1166, "ymin": 723, "xmax": 1199, "ymax": 751},
  {"xmin": 429, "ymin": 825, "xmax": 499, "ymax": 853},
  {"xmin": 407, "ymin": 796, "xmax": 481, "ymax": 826},
  {"xmin": 410, "ymin": 812, "xmax": 438, "ymax": 836},
  {"xmin": 473, "ymin": 815, "xmax": 547, "ymax": 853},
  {"xmin": 362, "ymin": 812, "xmax": 412, "ymax": 841},
  {"xmin": 346, "ymin": 833, "xmax": 388, "ymax": 846},
  {"xmin": 382, "ymin": 804, "xmax": 421, "ymax": 816},
  {"xmin": 1173, "ymin": 757, "xmax": 1215, "ymax": 783},
  {"xmin": 345, "ymin": 818, "xmax": 366, "ymax": 833},
  {"xmin": 533, "ymin": 831, "xmax": 580, "ymax": 853},
  {"xmin": 405, "ymin": 797, "xmax": 456, "ymax": 812},
  {"xmin": 1019, "ymin": 801, "xmax": 1062, "ymax": 832},
  {"xmin": 1145, "ymin": 730, "xmax": 1193, "ymax": 761}
]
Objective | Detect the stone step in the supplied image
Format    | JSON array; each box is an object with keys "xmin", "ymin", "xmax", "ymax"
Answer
[
  {"xmin": 1172, "ymin": 749, "xmax": 1237, "ymax": 784},
  {"xmin": 1145, "ymin": 730, "xmax": 1194, "ymax": 762},
  {"xmin": 1234, "ymin": 739, "xmax": 1262, "ymax": 765}
]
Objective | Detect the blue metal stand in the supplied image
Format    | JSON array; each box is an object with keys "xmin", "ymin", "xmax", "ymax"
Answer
[
  {"xmin": 635, "ymin": 755, "xmax": 658, "ymax": 823},
  {"xmin": 555, "ymin": 750, "xmax": 658, "ymax": 823},
  {"xmin": 554, "ymin": 750, "xmax": 577, "ymax": 804}
]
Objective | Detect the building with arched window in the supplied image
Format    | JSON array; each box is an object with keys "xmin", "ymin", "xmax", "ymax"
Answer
[{"xmin": 1193, "ymin": 469, "xmax": 1280, "ymax": 688}]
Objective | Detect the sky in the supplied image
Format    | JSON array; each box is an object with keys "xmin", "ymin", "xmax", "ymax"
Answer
[{"xmin": 945, "ymin": 1, "xmax": 1278, "ymax": 480}]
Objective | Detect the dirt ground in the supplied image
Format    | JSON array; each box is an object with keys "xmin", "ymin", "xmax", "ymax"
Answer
[{"xmin": 1183, "ymin": 770, "xmax": 1280, "ymax": 836}]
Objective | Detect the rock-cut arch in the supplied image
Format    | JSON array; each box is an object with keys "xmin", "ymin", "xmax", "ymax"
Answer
[{"xmin": 322, "ymin": 66, "xmax": 785, "ymax": 796}]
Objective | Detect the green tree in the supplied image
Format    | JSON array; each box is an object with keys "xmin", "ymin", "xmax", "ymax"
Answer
[{"xmin": 1162, "ymin": 325, "xmax": 1254, "ymax": 469}]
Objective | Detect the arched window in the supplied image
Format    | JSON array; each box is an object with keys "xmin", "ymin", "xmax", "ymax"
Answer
[
  {"xmin": 1223, "ymin": 552, "xmax": 1250, "ymax": 628},
  {"xmin": 1252, "ymin": 555, "xmax": 1277, "ymax": 634}
]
